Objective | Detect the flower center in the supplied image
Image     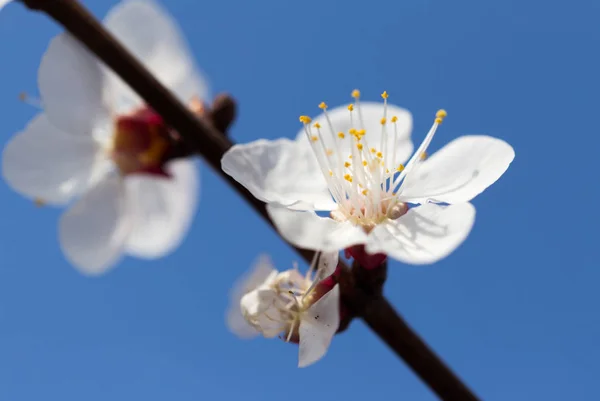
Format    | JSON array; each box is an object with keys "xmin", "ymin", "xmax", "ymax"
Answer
[
  {"xmin": 299, "ymin": 90, "xmax": 447, "ymax": 231},
  {"xmin": 111, "ymin": 107, "xmax": 171, "ymax": 177}
]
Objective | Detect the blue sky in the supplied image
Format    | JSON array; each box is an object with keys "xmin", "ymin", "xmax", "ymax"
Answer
[{"xmin": 0, "ymin": 0, "xmax": 599, "ymax": 400}]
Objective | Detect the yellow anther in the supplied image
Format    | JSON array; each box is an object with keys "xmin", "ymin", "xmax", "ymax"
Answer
[
  {"xmin": 326, "ymin": 148, "xmax": 334, "ymax": 156},
  {"xmin": 313, "ymin": 122, "xmax": 321, "ymax": 129},
  {"xmin": 420, "ymin": 151, "xmax": 428, "ymax": 160},
  {"xmin": 397, "ymin": 164, "xmax": 405, "ymax": 172},
  {"xmin": 386, "ymin": 168, "xmax": 390, "ymax": 173},
  {"xmin": 299, "ymin": 115, "xmax": 312, "ymax": 124},
  {"xmin": 351, "ymin": 89, "xmax": 360, "ymax": 99},
  {"xmin": 391, "ymin": 116, "xmax": 398, "ymax": 123},
  {"xmin": 319, "ymin": 102, "xmax": 328, "ymax": 110},
  {"xmin": 381, "ymin": 91, "xmax": 389, "ymax": 99},
  {"xmin": 361, "ymin": 189, "xmax": 369, "ymax": 195},
  {"xmin": 362, "ymin": 160, "xmax": 368, "ymax": 166},
  {"xmin": 357, "ymin": 143, "xmax": 364, "ymax": 151},
  {"xmin": 376, "ymin": 152, "xmax": 383, "ymax": 158},
  {"xmin": 358, "ymin": 183, "xmax": 363, "ymax": 188},
  {"xmin": 357, "ymin": 129, "xmax": 366, "ymax": 137},
  {"xmin": 311, "ymin": 135, "xmax": 318, "ymax": 142},
  {"xmin": 344, "ymin": 161, "xmax": 351, "ymax": 168},
  {"xmin": 380, "ymin": 117, "xmax": 387, "ymax": 125},
  {"xmin": 348, "ymin": 155, "xmax": 353, "ymax": 159},
  {"xmin": 344, "ymin": 174, "xmax": 353, "ymax": 183},
  {"xmin": 337, "ymin": 132, "xmax": 345, "ymax": 139},
  {"xmin": 370, "ymin": 148, "xmax": 376, "ymax": 153},
  {"xmin": 349, "ymin": 128, "xmax": 357, "ymax": 135},
  {"xmin": 348, "ymin": 104, "xmax": 354, "ymax": 111},
  {"xmin": 435, "ymin": 109, "xmax": 447, "ymax": 124},
  {"xmin": 329, "ymin": 170, "xmax": 334, "ymax": 176}
]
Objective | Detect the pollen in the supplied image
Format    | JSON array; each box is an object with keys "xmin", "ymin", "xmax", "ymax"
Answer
[
  {"xmin": 344, "ymin": 161, "xmax": 351, "ymax": 168},
  {"xmin": 361, "ymin": 189, "xmax": 368, "ymax": 195},
  {"xmin": 362, "ymin": 160, "xmax": 368, "ymax": 166},
  {"xmin": 348, "ymin": 104, "xmax": 354, "ymax": 111},
  {"xmin": 311, "ymin": 135, "xmax": 318, "ymax": 142},
  {"xmin": 435, "ymin": 109, "xmax": 447, "ymax": 124},
  {"xmin": 420, "ymin": 151, "xmax": 428, "ymax": 160},
  {"xmin": 380, "ymin": 117, "xmax": 387, "ymax": 125},
  {"xmin": 376, "ymin": 151, "xmax": 383, "ymax": 158},
  {"xmin": 370, "ymin": 148, "xmax": 376, "ymax": 153},
  {"xmin": 318, "ymin": 102, "xmax": 327, "ymax": 110},
  {"xmin": 338, "ymin": 132, "xmax": 345, "ymax": 139},
  {"xmin": 344, "ymin": 174, "xmax": 353, "ymax": 182},
  {"xmin": 313, "ymin": 122, "xmax": 321, "ymax": 129},
  {"xmin": 357, "ymin": 143, "xmax": 364, "ymax": 150},
  {"xmin": 351, "ymin": 89, "xmax": 360, "ymax": 99},
  {"xmin": 349, "ymin": 128, "xmax": 357, "ymax": 135},
  {"xmin": 299, "ymin": 115, "xmax": 312, "ymax": 124},
  {"xmin": 381, "ymin": 91, "xmax": 389, "ymax": 99},
  {"xmin": 357, "ymin": 129, "xmax": 366, "ymax": 137},
  {"xmin": 397, "ymin": 164, "xmax": 405, "ymax": 172},
  {"xmin": 391, "ymin": 116, "xmax": 398, "ymax": 123},
  {"xmin": 348, "ymin": 155, "xmax": 353, "ymax": 159}
]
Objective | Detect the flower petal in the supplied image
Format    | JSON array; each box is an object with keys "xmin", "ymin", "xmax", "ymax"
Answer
[
  {"xmin": 318, "ymin": 251, "xmax": 339, "ymax": 278},
  {"xmin": 298, "ymin": 284, "xmax": 340, "ymax": 368},
  {"xmin": 2, "ymin": 114, "xmax": 106, "ymax": 205},
  {"xmin": 366, "ymin": 203, "xmax": 476, "ymax": 265},
  {"xmin": 296, "ymin": 102, "xmax": 414, "ymax": 165},
  {"xmin": 0, "ymin": 1, "xmax": 11, "ymax": 11},
  {"xmin": 399, "ymin": 135, "xmax": 515, "ymax": 204},
  {"xmin": 59, "ymin": 174, "xmax": 131, "ymax": 275},
  {"xmin": 38, "ymin": 33, "xmax": 112, "ymax": 138},
  {"xmin": 222, "ymin": 138, "xmax": 336, "ymax": 211},
  {"xmin": 104, "ymin": 0, "xmax": 209, "ymax": 113},
  {"xmin": 124, "ymin": 159, "xmax": 199, "ymax": 258},
  {"xmin": 227, "ymin": 254, "xmax": 279, "ymax": 339},
  {"xmin": 266, "ymin": 204, "xmax": 368, "ymax": 252}
]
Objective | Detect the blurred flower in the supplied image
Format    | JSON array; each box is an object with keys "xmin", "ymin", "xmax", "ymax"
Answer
[
  {"xmin": 223, "ymin": 90, "xmax": 514, "ymax": 265},
  {"xmin": 227, "ymin": 252, "xmax": 340, "ymax": 368},
  {"xmin": 2, "ymin": 0, "xmax": 209, "ymax": 275}
]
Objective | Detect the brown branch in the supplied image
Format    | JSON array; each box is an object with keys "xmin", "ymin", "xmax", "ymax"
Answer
[{"xmin": 17, "ymin": 1, "xmax": 480, "ymax": 400}]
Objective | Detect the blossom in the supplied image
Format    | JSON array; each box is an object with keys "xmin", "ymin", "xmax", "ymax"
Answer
[
  {"xmin": 2, "ymin": 0, "xmax": 209, "ymax": 274},
  {"xmin": 223, "ymin": 90, "xmax": 514, "ymax": 265},
  {"xmin": 227, "ymin": 252, "xmax": 340, "ymax": 368}
]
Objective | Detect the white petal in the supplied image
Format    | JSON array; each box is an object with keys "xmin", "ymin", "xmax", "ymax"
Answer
[
  {"xmin": 104, "ymin": 0, "xmax": 209, "ymax": 113},
  {"xmin": 0, "ymin": 1, "xmax": 11, "ymax": 11},
  {"xmin": 240, "ymin": 289, "xmax": 278, "ymax": 318},
  {"xmin": 266, "ymin": 204, "xmax": 368, "ymax": 252},
  {"xmin": 222, "ymin": 139, "xmax": 336, "ymax": 211},
  {"xmin": 226, "ymin": 254, "xmax": 279, "ymax": 339},
  {"xmin": 296, "ymin": 102, "xmax": 414, "ymax": 165},
  {"xmin": 298, "ymin": 284, "xmax": 340, "ymax": 368},
  {"xmin": 38, "ymin": 33, "xmax": 112, "ymax": 138},
  {"xmin": 400, "ymin": 135, "xmax": 515, "ymax": 204},
  {"xmin": 2, "ymin": 114, "xmax": 106, "ymax": 205},
  {"xmin": 366, "ymin": 203, "xmax": 476, "ymax": 265},
  {"xmin": 318, "ymin": 251, "xmax": 339, "ymax": 278},
  {"xmin": 124, "ymin": 159, "xmax": 199, "ymax": 258},
  {"xmin": 59, "ymin": 174, "xmax": 132, "ymax": 275}
]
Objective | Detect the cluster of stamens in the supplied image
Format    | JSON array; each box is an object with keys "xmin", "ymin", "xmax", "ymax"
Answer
[{"xmin": 299, "ymin": 90, "xmax": 447, "ymax": 232}]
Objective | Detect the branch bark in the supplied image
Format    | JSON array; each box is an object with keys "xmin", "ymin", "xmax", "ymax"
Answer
[{"xmin": 17, "ymin": 1, "xmax": 480, "ymax": 400}]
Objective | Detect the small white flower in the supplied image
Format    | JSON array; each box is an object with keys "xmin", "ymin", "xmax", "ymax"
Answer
[
  {"xmin": 2, "ymin": 0, "xmax": 209, "ymax": 274},
  {"xmin": 227, "ymin": 252, "xmax": 341, "ymax": 368},
  {"xmin": 223, "ymin": 90, "xmax": 514, "ymax": 265}
]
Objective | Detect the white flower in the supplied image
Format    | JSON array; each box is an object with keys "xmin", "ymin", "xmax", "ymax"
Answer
[
  {"xmin": 2, "ymin": 0, "xmax": 209, "ymax": 275},
  {"xmin": 223, "ymin": 90, "xmax": 515, "ymax": 265},
  {"xmin": 227, "ymin": 252, "xmax": 341, "ymax": 368}
]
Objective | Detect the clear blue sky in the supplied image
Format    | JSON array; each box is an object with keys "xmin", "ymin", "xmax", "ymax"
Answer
[{"xmin": 0, "ymin": 0, "xmax": 598, "ymax": 400}]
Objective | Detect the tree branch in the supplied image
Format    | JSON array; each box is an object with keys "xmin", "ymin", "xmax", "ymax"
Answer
[{"xmin": 17, "ymin": 1, "xmax": 479, "ymax": 399}]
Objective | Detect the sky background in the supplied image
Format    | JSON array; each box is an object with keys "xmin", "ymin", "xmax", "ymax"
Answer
[{"xmin": 0, "ymin": 0, "xmax": 598, "ymax": 400}]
